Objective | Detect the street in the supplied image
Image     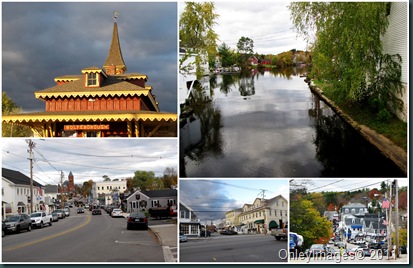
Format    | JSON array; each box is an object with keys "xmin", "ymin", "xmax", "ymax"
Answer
[
  {"xmin": 2, "ymin": 208, "xmax": 165, "ymax": 262},
  {"xmin": 180, "ymin": 233, "xmax": 288, "ymax": 263}
]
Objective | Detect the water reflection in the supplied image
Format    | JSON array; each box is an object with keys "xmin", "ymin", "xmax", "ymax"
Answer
[{"xmin": 180, "ymin": 67, "xmax": 405, "ymax": 178}]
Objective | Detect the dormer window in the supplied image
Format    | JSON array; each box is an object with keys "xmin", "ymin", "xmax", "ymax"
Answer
[
  {"xmin": 82, "ymin": 67, "xmax": 107, "ymax": 88},
  {"xmin": 87, "ymin": 73, "xmax": 97, "ymax": 86}
]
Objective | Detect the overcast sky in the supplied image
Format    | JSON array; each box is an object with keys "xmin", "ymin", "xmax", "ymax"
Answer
[
  {"xmin": 180, "ymin": 179, "xmax": 289, "ymax": 221},
  {"xmin": 179, "ymin": 1, "xmax": 308, "ymax": 55},
  {"xmin": 292, "ymin": 178, "xmax": 409, "ymax": 193},
  {"xmin": 2, "ymin": 2, "xmax": 177, "ymax": 113},
  {"xmin": 2, "ymin": 139, "xmax": 178, "ymax": 186}
]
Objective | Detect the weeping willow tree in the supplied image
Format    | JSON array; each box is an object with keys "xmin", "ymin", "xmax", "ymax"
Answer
[
  {"xmin": 289, "ymin": 2, "xmax": 403, "ymax": 121},
  {"xmin": 179, "ymin": 2, "xmax": 219, "ymax": 79}
]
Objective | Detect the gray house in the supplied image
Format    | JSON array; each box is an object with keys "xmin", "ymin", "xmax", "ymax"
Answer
[
  {"xmin": 179, "ymin": 201, "xmax": 200, "ymax": 237},
  {"xmin": 126, "ymin": 189, "xmax": 177, "ymax": 214}
]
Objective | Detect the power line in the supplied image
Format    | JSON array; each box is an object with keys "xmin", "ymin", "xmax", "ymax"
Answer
[{"xmin": 308, "ymin": 179, "xmax": 344, "ymax": 191}]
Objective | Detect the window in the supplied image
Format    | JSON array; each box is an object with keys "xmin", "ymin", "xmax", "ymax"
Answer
[
  {"xmin": 87, "ymin": 73, "xmax": 97, "ymax": 86},
  {"xmin": 180, "ymin": 210, "xmax": 186, "ymax": 219},
  {"xmin": 152, "ymin": 200, "xmax": 159, "ymax": 207},
  {"xmin": 97, "ymin": 187, "xmax": 100, "ymax": 190},
  {"xmin": 181, "ymin": 224, "xmax": 189, "ymax": 235},
  {"xmin": 190, "ymin": 225, "xmax": 198, "ymax": 235}
]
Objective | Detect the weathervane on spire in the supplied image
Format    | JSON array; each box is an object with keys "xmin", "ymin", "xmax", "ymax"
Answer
[{"xmin": 113, "ymin": 11, "xmax": 120, "ymax": 22}]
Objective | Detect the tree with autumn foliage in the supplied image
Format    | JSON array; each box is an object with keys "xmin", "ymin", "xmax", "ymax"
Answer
[{"xmin": 290, "ymin": 198, "xmax": 333, "ymax": 249}]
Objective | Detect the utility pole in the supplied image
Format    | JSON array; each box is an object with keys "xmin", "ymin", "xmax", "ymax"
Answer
[
  {"xmin": 60, "ymin": 171, "xmax": 64, "ymax": 209},
  {"xmin": 395, "ymin": 179, "xmax": 399, "ymax": 258},
  {"xmin": 387, "ymin": 181, "xmax": 393, "ymax": 259},
  {"xmin": 27, "ymin": 140, "xmax": 35, "ymax": 214}
]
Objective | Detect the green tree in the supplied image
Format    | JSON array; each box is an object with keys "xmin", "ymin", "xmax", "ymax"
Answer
[
  {"xmin": 179, "ymin": 2, "xmax": 219, "ymax": 78},
  {"xmin": 102, "ymin": 175, "xmax": 111, "ymax": 182},
  {"xmin": 80, "ymin": 180, "xmax": 94, "ymax": 198},
  {"xmin": 290, "ymin": 198, "xmax": 332, "ymax": 249},
  {"xmin": 289, "ymin": 2, "xmax": 403, "ymax": 120},
  {"xmin": 218, "ymin": 43, "xmax": 236, "ymax": 67},
  {"xmin": 237, "ymin": 36, "xmax": 254, "ymax": 55},
  {"xmin": 132, "ymin": 170, "xmax": 163, "ymax": 190},
  {"xmin": 161, "ymin": 167, "xmax": 177, "ymax": 189},
  {"xmin": 236, "ymin": 36, "xmax": 254, "ymax": 67},
  {"xmin": 2, "ymin": 91, "xmax": 32, "ymax": 137}
]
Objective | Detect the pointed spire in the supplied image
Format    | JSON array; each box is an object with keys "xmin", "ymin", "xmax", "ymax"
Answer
[{"xmin": 104, "ymin": 14, "xmax": 127, "ymax": 75}]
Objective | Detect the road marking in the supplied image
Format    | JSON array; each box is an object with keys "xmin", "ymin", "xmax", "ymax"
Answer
[
  {"xmin": 114, "ymin": 240, "xmax": 158, "ymax": 246},
  {"xmin": 4, "ymin": 213, "xmax": 92, "ymax": 251}
]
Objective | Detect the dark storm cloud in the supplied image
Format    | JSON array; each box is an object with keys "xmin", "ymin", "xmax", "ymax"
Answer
[
  {"xmin": 180, "ymin": 180, "xmax": 239, "ymax": 221},
  {"xmin": 2, "ymin": 2, "xmax": 177, "ymax": 113}
]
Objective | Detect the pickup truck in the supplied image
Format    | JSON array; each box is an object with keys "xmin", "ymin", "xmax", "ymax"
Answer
[
  {"xmin": 148, "ymin": 205, "xmax": 177, "ymax": 219},
  {"xmin": 271, "ymin": 227, "xmax": 287, "ymax": 240},
  {"xmin": 30, "ymin": 211, "xmax": 53, "ymax": 228}
]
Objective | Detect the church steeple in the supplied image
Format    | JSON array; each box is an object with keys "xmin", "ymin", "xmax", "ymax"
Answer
[{"xmin": 104, "ymin": 12, "xmax": 127, "ymax": 75}]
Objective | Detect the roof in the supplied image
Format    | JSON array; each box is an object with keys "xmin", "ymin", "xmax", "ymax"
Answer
[
  {"xmin": 140, "ymin": 189, "xmax": 177, "ymax": 198},
  {"xmin": 36, "ymin": 75, "xmax": 149, "ymax": 99},
  {"xmin": 3, "ymin": 110, "xmax": 177, "ymax": 123},
  {"xmin": 2, "ymin": 168, "xmax": 43, "ymax": 187},
  {"xmin": 45, "ymin": 185, "xmax": 58, "ymax": 193},
  {"xmin": 179, "ymin": 201, "xmax": 194, "ymax": 212},
  {"xmin": 103, "ymin": 22, "xmax": 126, "ymax": 71}
]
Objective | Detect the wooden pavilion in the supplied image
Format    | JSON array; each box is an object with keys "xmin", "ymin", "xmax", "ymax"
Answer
[{"xmin": 3, "ymin": 17, "xmax": 177, "ymax": 137}]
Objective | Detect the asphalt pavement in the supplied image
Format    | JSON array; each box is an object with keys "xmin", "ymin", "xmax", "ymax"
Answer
[{"xmin": 122, "ymin": 212, "xmax": 178, "ymax": 262}]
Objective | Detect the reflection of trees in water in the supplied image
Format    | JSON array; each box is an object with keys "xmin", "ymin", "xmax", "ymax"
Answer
[
  {"xmin": 184, "ymin": 82, "xmax": 224, "ymax": 164},
  {"xmin": 267, "ymin": 66, "xmax": 309, "ymax": 79},
  {"xmin": 308, "ymin": 94, "xmax": 404, "ymax": 177}
]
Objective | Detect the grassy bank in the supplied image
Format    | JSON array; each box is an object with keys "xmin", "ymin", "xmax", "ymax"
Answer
[{"xmin": 314, "ymin": 81, "xmax": 407, "ymax": 151}]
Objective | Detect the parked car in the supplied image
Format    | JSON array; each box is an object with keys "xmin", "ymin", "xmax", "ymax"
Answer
[
  {"xmin": 127, "ymin": 212, "xmax": 148, "ymax": 230},
  {"xmin": 111, "ymin": 208, "xmax": 123, "ymax": 218},
  {"xmin": 4, "ymin": 214, "xmax": 32, "ymax": 234},
  {"xmin": 308, "ymin": 244, "xmax": 326, "ymax": 257},
  {"xmin": 77, "ymin": 208, "xmax": 84, "ymax": 214},
  {"xmin": 54, "ymin": 209, "xmax": 66, "ymax": 219},
  {"xmin": 30, "ymin": 211, "xmax": 53, "ymax": 228},
  {"xmin": 179, "ymin": 233, "xmax": 188, "ymax": 242},
  {"xmin": 51, "ymin": 212, "xmax": 59, "ymax": 222},
  {"xmin": 220, "ymin": 230, "xmax": 237, "ymax": 235},
  {"xmin": 200, "ymin": 230, "xmax": 211, "ymax": 237},
  {"xmin": 92, "ymin": 209, "xmax": 101, "ymax": 215}
]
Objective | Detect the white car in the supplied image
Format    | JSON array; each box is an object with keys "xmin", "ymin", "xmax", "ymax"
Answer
[{"xmin": 111, "ymin": 208, "xmax": 123, "ymax": 218}]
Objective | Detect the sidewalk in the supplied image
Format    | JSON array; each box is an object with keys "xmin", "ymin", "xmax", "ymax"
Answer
[{"xmin": 149, "ymin": 224, "xmax": 178, "ymax": 262}]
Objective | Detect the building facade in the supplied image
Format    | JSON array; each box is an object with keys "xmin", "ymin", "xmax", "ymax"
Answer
[
  {"xmin": 91, "ymin": 180, "xmax": 127, "ymax": 206},
  {"xmin": 3, "ymin": 18, "xmax": 177, "ymax": 137},
  {"xmin": 382, "ymin": 2, "xmax": 408, "ymax": 122},
  {"xmin": 2, "ymin": 168, "xmax": 45, "ymax": 218},
  {"xmin": 235, "ymin": 195, "xmax": 288, "ymax": 234}
]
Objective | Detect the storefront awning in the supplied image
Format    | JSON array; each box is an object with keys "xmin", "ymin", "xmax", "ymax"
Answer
[
  {"xmin": 254, "ymin": 219, "xmax": 264, "ymax": 224},
  {"xmin": 269, "ymin": 220, "xmax": 278, "ymax": 229}
]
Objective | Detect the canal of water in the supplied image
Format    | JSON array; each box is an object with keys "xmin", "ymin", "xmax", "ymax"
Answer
[{"xmin": 180, "ymin": 68, "xmax": 405, "ymax": 178}]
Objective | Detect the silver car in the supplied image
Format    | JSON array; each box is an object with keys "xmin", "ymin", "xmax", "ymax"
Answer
[{"xmin": 4, "ymin": 214, "xmax": 32, "ymax": 233}]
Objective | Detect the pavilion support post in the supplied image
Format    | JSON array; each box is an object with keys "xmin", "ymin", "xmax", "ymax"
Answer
[
  {"xmin": 134, "ymin": 121, "xmax": 140, "ymax": 137},
  {"xmin": 127, "ymin": 121, "xmax": 132, "ymax": 138}
]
